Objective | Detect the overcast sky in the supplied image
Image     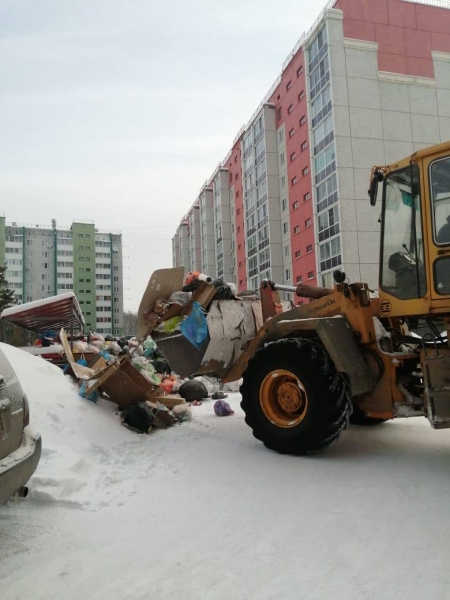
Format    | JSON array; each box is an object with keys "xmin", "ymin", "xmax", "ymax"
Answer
[{"xmin": 1, "ymin": 0, "xmax": 323, "ymax": 311}]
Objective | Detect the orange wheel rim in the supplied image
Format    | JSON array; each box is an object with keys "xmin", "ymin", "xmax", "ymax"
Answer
[{"xmin": 260, "ymin": 369, "xmax": 308, "ymax": 428}]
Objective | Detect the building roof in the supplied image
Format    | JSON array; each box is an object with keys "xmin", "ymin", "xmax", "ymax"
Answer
[{"xmin": 1, "ymin": 292, "xmax": 85, "ymax": 335}]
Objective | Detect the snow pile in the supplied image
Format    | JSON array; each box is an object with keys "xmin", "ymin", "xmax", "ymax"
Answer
[{"xmin": 0, "ymin": 343, "xmax": 163, "ymax": 509}]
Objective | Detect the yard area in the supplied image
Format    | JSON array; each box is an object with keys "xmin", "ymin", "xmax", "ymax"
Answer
[{"xmin": 1, "ymin": 343, "xmax": 450, "ymax": 600}]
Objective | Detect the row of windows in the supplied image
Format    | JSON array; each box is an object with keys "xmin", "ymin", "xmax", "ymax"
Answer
[
  {"xmin": 296, "ymin": 271, "xmax": 315, "ymax": 283},
  {"xmin": 282, "ymin": 219, "xmax": 312, "ymax": 235}
]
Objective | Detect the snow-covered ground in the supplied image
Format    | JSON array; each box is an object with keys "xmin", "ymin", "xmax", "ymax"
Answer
[{"xmin": 1, "ymin": 342, "xmax": 450, "ymax": 599}]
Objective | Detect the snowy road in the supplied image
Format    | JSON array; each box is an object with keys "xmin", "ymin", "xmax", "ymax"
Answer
[{"xmin": 1, "ymin": 343, "xmax": 450, "ymax": 599}]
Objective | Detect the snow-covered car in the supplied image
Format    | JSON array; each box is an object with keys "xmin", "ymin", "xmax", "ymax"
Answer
[{"xmin": 0, "ymin": 346, "xmax": 41, "ymax": 503}]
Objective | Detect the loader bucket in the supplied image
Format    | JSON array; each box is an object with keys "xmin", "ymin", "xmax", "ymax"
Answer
[
  {"xmin": 138, "ymin": 268, "xmax": 263, "ymax": 379},
  {"xmin": 154, "ymin": 298, "xmax": 263, "ymax": 378}
]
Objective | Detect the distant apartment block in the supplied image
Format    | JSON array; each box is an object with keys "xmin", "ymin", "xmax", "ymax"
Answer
[
  {"xmin": 172, "ymin": 0, "xmax": 450, "ymax": 300},
  {"xmin": 0, "ymin": 217, "xmax": 124, "ymax": 335}
]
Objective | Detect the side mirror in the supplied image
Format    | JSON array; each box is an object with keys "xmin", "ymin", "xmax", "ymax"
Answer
[
  {"xmin": 368, "ymin": 169, "xmax": 384, "ymax": 207},
  {"xmin": 333, "ymin": 269, "xmax": 346, "ymax": 284}
]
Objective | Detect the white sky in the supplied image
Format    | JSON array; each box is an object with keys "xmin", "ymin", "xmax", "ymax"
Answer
[{"xmin": 0, "ymin": 0, "xmax": 323, "ymax": 311}]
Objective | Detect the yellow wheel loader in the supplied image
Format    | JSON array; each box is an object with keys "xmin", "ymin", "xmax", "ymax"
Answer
[{"xmin": 141, "ymin": 141, "xmax": 450, "ymax": 455}]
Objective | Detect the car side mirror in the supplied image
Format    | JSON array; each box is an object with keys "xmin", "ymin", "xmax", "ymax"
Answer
[{"xmin": 368, "ymin": 169, "xmax": 384, "ymax": 207}]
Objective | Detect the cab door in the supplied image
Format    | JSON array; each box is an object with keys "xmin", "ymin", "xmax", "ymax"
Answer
[
  {"xmin": 423, "ymin": 153, "xmax": 450, "ymax": 313},
  {"xmin": 378, "ymin": 161, "xmax": 430, "ymax": 318}
]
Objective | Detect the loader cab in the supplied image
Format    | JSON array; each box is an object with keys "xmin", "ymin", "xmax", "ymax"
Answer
[{"xmin": 372, "ymin": 141, "xmax": 450, "ymax": 318}]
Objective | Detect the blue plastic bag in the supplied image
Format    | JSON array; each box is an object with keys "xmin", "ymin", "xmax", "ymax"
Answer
[{"xmin": 180, "ymin": 302, "xmax": 209, "ymax": 350}]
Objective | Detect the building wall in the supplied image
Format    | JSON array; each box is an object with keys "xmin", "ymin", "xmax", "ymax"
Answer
[
  {"xmin": 1, "ymin": 219, "xmax": 124, "ymax": 335},
  {"xmin": 0, "ymin": 216, "xmax": 5, "ymax": 270},
  {"xmin": 199, "ymin": 187, "xmax": 215, "ymax": 275},
  {"xmin": 171, "ymin": 0, "xmax": 450, "ymax": 295},
  {"xmin": 326, "ymin": 2, "xmax": 450, "ymax": 287}
]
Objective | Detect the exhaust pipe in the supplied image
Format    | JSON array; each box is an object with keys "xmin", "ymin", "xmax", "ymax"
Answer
[{"xmin": 16, "ymin": 486, "xmax": 29, "ymax": 498}]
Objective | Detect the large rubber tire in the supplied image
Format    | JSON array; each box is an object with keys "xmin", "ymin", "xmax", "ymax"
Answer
[
  {"xmin": 240, "ymin": 338, "xmax": 352, "ymax": 455},
  {"xmin": 349, "ymin": 406, "xmax": 387, "ymax": 426}
]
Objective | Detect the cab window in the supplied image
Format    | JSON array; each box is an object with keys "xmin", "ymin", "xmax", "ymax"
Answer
[
  {"xmin": 430, "ymin": 156, "xmax": 450, "ymax": 294},
  {"xmin": 430, "ymin": 156, "xmax": 450, "ymax": 245},
  {"xmin": 380, "ymin": 164, "xmax": 426, "ymax": 300}
]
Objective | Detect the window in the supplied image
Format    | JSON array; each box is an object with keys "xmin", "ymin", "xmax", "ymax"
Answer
[
  {"xmin": 79, "ymin": 246, "xmax": 83, "ymax": 251},
  {"xmin": 286, "ymin": 81, "xmax": 292, "ymax": 91},
  {"xmin": 289, "ymin": 128, "xmax": 295, "ymax": 138},
  {"xmin": 285, "ymin": 269, "xmax": 291, "ymax": 280},
  {"xmin": 380, "ymin": 164, "xmax": 425, "ymax": 299},
  {"xmin": 302, "ymin": 166, "xmax": 309, "ymax": 176},
  {"xmin": 319, "ymin": 237, "xmax": 342, "ymax": 272},
  {"xmin": 277, "ymin": 107, "xmax": 282, "ymax": 120},
  {"xmin": 300, "ymin": 115, "xmax": 306, "ymax": 126},
  {"xmin": 297, "ymin": 65, "xmax": 303, "ymax": 77},
  {"xmin": 279, "ymin": 152, "xmax": 285, "ymax": 165},
  {"xmin": 296, "ymin": 275, "xmax": 302, "ymax": 282},
  {"xmin": 294, "ymin": 225, "xmax": 300, "ymax": 234},
  {"xmin": 282, "ymin": 198, "xmax": 287, "ymax": 211},
  {"xmin": 283, "ymin": 222, "xmax": 288, "ymax": 234},
  {"xmin": 281, "ymin": 175, "xmax": 286, "ymax": 189},
  {"xmin": 305, "ymin": 218, "xmax": 312, "ymax": 227},
  {"xmin": 284, "ymin": 245, "xmax": 290, "ymax": 257},
  {"xmin": 293, "ymin": 201, "xmax": 299, "ymax": 210},
  {"xmin": 304, "ymin": 192, "xmax": 310, "ymax": 202},
  {"xmin": 278, "ymin": 129, "xmax": 284, "ymax": 143},
  {"xmin": 288, "ymin": 104, "xmax": 293, "ymax": 114},
  {"xmin": 301, "ymin": 141, "xmax": 308, "ymax": 152},
  {"xmin": 306, "ymin": 244, "xmax": 313, "ymax": 253},
  {"xmin": 295, "ymin": 250, "xmax": 301, "ymax": 259},
  {"xmin": 314, "ymin": 143, "xmax": 336, "ymax": 183},
  {"xmin": 290, "ymin": 152, "xmax": 296, "ymax": 162},
  {"xmin": 430, "ymin": 156, "xmax": 450, "ymax": 294},
  {"xmin": 292, "ymin": 176, "xmax": 298, "ymax": 186},
  {"xmin": 308, "ymin": 271, "xmax": 314, "ymax": 279},
  {"xmin": 78, "ymin": 233, "xmax": 84, "ymax": 239},
  {"xmin": 235, "ymin": 173, "xmax": 238, "ymax": 180},
  {"xmin": 235, "ymin": 155, "xmax": 238, "ymax": 163},
  {"xmin": 299, "ymin": 90, "xmax": 305, "ymax": 101}
]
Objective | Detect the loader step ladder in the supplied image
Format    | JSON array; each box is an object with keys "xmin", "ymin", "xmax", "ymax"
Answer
[{"xmin": 421, "ymin": 347, "xmax": 450, "ymax": 429}]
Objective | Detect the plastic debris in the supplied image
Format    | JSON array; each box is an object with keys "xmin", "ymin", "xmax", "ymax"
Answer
[{"xmin": 214, "ymin": 400, "xmax": 234, "ymax": 416}]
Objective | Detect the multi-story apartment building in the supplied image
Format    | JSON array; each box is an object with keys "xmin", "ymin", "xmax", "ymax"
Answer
[
  {"xmin": 173, "ymin": 0, "xmax": 450, "ymax": 300},
  {"xmin": 0, "ymin": 217, "xmax": 124, "ymax": 335}
]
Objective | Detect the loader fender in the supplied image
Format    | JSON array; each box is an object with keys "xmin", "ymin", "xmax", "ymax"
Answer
[{"xmin": 223, "ymin": 315, "xmax": 373, "ymax": 397}]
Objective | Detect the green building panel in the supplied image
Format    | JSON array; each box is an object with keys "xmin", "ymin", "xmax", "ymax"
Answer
[{"xmin": 71, "ymin": 222, "xmax": 96, "ymax": 332}]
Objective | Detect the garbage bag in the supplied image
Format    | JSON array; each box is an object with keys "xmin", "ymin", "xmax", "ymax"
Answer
[
  {"xmin": 157, "ymin": 315, "xmax": 182, "ymax": 333},
  {"xmin": 172, "ymin": 404, "xmax": 192, "ymax": 422},
  {"xmin": 179, "ymin": 380, "xmax": 208, "ymax": 402},
  {"xmin": 122, "ymin": 402, "xmax": 154, "ymax": 433},
  {"xmin": 168, "ymin": 291, "xmax": 191, "ymax": 306},
  {"xmin": 214, "ymin": 399, "xmax": 234, "ymax": 416},
  {"xmin": 180, "ymin": 302, "xmax": 208, "ymax": 350},
  {"xmin": 78, "ymin": 381, "xmax": 99, "ymax": 403}
]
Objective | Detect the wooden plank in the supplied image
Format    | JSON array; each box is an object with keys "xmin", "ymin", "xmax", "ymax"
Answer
[
  {"xmin": 151, "ymin": 395, "xmax": 187, "ymax": 410},
  {"xmin": 59, "ymin": 328, "xmax": 75, "ymax": 363},
  {"xmin": 181, "ymin": 281, "xmax": 217, "ymax": 316}
]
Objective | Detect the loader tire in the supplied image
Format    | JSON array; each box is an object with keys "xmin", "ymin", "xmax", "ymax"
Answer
[
  {"xmin": 349, "ymin": 406, "xmax": 387, "ymax": 426},
  {"xmin": 240, "ymin": 338, "xmax": 351, "ymax": 455}
]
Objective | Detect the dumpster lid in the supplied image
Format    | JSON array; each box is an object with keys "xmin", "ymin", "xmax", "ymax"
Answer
[{"xmin": 1, "ymin": 292, "xmax": 85, "ymax": 334}]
